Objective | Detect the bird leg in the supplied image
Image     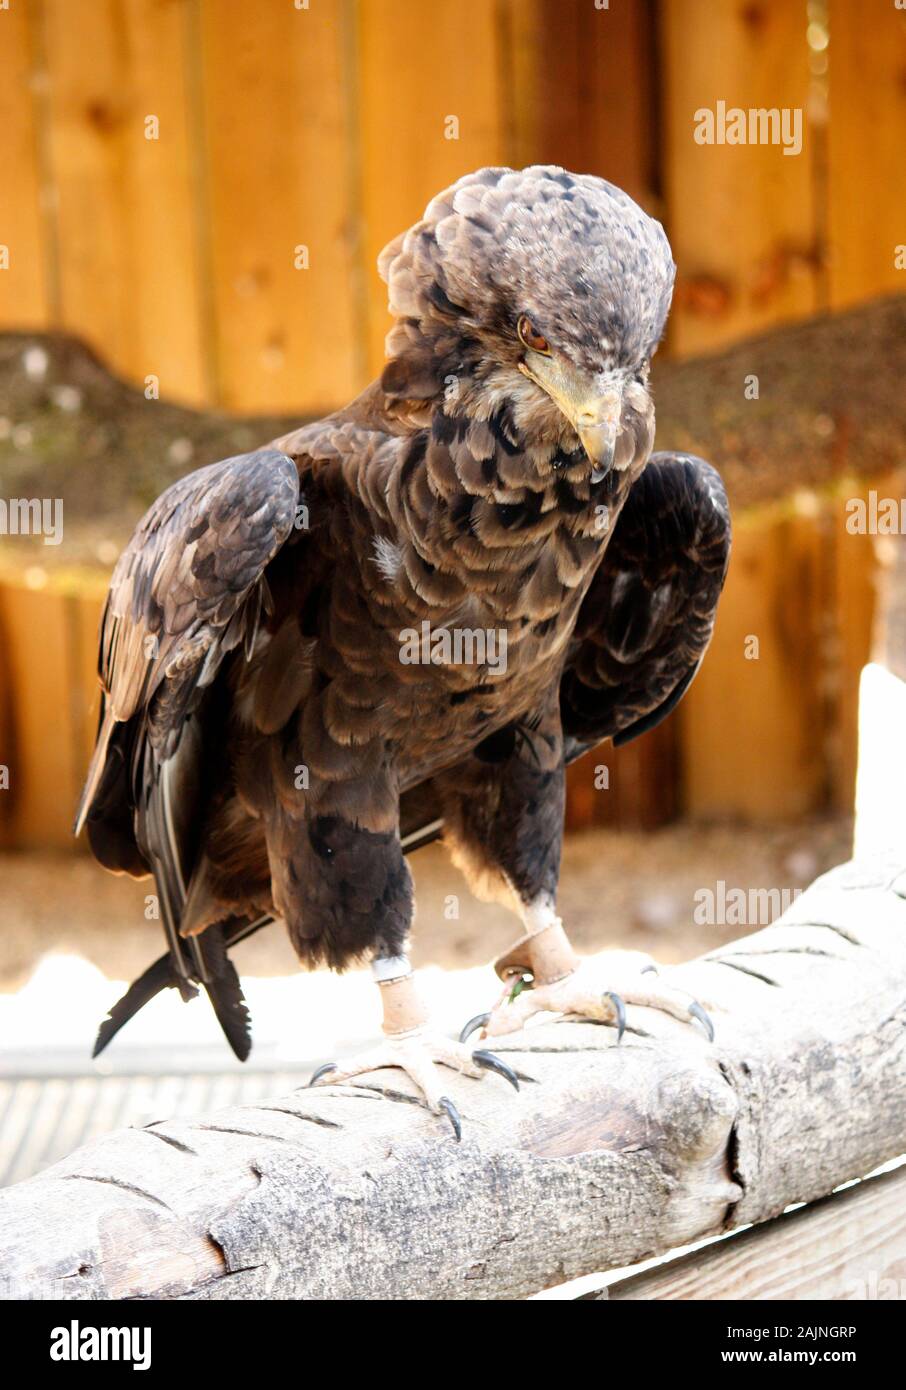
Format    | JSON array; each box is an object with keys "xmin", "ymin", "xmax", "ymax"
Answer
[
  {"xmin": 308, "ymin": 954, "xmax": 519, "ymax": 1140},
  {"xmin": 462, "ymin": 902, "xmax": 715, "ymax": 1044}
]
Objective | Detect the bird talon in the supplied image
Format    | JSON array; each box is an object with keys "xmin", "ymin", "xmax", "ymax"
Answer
[
  {"xmin": 459, "ymin": 1011, "xmax": 490, "ymax": 1044},
  {"xmin": 438, "ymin": 1095, "xmax": 462, "ymax": 1141},
  {"xmin": 688, "ymin": 1000, "xmax": 715, "ymax": 1042},
  {"xmin": 308, "ymin": 1061, "xmax": 338, "ymax": 1087},
  {"xmin": 472, "ymin": 1049, "xmax": 520, "ymax": 1091},
  {"xmin": 604, "ymin": 990, "xmax": 626, "ymax": 1042}
]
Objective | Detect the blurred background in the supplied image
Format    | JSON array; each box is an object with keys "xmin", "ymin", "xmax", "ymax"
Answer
[{"xmin": 1, "ymin": 0, "xmax": 904, "ymax": 1183}]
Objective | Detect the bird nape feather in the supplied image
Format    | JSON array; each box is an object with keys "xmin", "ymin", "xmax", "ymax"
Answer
[{"xmin": 77, "ymin": 167, "xmax": 730, "ymax": 1082}]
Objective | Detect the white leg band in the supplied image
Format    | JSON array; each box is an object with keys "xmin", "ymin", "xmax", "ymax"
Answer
[
  {"xmin": 371, "ymin": 953, "xmax": 413, "ymax": 985},
  {"xmin": 523, "ymin": 898, "xmax": 561, "ymax": 938}
]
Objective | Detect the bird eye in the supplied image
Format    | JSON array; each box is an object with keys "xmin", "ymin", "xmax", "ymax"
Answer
[{"xmin": 517, "ymin": 314, "xmax": 551, "ymax": 355}]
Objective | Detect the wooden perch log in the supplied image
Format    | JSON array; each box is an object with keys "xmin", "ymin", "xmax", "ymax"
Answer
[{"xmin": 2, "ymin": 856, "xmax": 906, "ymax": 1300}]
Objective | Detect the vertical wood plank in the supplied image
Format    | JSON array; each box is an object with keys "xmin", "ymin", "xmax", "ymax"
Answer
[
  {"xmin": 118, "ymin": 0, "xmax": 209, "ymax": 402},
  {"xmin": 0, "ymin": 579, "xmax": 81, "ymax": 849},
  {"xmin": 660, "ymin": 0, "xmax": 819, "ymax": 357},
  {"xmin": 680, "ymin": 509, "xmax": 831, "ymax": 821},
  {"xmin": 198, "ymin": 0, "xmax": 360, "ymax": 413},
  {"xmin": 40, "ymin": 0, "xmax": 127, "ymax": 374},
  {"xmin": 0, "ymin": 0, "xmax": 51, "ymax": 326},
  {"xmin": 39, "ymin": 0, "xmax": 207, "ymax": 403},
  {"xmin": 827, "ymin": 0, "xmax": 906, "ymax": 309},
  {"xmin": 566, "ymin": 724, "xmax": 678, "ymax": 833},
  {"xmin": 504, "ymin": 0, "xmax": 657, "ymax": 209},
  {"xmin": 356, "ymin": 0, "xmax": 508, "ymax": 377}
]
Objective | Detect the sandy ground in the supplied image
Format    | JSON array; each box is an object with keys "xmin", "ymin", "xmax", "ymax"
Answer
[{"xmin": 1, "ymin": 814, "xmax": 853, "ymax": 992}]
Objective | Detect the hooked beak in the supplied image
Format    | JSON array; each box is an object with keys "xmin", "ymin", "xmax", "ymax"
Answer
[
  {"xmin": 576, "ymin": 392, "xmax": 622, "ymax": 482},
  {"xmin": 517, "ymin": 356, "xmax": 625, "ymax": 481}
]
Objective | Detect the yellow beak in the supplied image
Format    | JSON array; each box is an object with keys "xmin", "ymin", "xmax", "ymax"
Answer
[
  {"xmin": 517, "ymin": 357, "xmax": 624, "ymax": 480},
  {"xmin": 576, "ymin": 392, "xmax": 622, "ymax": 480}
]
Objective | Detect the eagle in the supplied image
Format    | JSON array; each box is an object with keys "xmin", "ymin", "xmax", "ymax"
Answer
[{"xmin": 76, "ymin": 166, "xmax": 730, "ymax": 1139}]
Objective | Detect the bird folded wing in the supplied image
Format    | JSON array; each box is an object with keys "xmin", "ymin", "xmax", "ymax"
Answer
[{"xmin": 75, "ymin": 448, "xmax": 300, "ymax": 834}]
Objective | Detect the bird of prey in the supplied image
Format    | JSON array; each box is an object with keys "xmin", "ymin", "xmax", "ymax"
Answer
[{"xmin": 77, "ymin": 166, "xmax": 730, "ymax": 1138}]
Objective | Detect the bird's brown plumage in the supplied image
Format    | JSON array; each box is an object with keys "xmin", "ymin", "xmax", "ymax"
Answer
[{"xmin": 78, "ymin": 166, "xmax": 730, "ymax": 1059}]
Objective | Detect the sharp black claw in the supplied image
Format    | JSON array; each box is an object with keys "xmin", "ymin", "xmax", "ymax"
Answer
[
  {"xmin": 459, "ymin": 1011, "xmax": 491, "ymax": 1044},
  {"xmin": 308, "ymin": 1062, "xmax": 338, "ymax": 1087},
  {"xmin": 688, "ymin": 1001, "xmax": 715, "ymax": 1042},
  {"xmin": 472, "ymin": 1049, "xmax": 520, "ymax": 1092},
  {"xmin": 439, "ymin": 1096, "xmax": 462, "ymax": 1141},
  {"xmin": 604, "ymin": 991, "xmax": 626, "ymax": 1042}
]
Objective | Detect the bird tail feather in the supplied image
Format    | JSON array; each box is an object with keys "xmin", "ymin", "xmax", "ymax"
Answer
[
  {"xmin": 90, "ymin": 804, "xmax": 445, "ymax": 1061},
  {"xmin": 93, "ymin": 921, "xmax": 253, "ymax": 1062},
  {"xmin": 93, "ymin": 953, "xmax": 191, "ymax": 1058}
]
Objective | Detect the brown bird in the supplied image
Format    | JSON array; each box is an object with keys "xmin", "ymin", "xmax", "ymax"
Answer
[{"xmin": 76, "ymin": 166, "xmax": 730, "ymax": 1138}]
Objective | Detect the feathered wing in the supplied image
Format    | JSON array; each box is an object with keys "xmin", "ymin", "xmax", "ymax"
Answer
[
  {"xmin": 560, "ymin": 451, "xmax": 731, "ymax": 759},
  {"xmin": 77, "ymin": 449, "xmax": 300, "ymax": 1058}
]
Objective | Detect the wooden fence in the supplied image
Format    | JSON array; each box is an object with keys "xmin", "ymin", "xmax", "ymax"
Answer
[
  {"xmin": 2, "ymin": 0, "xmax": 905, "ymax": 410},
  {"xmin": 2, "ymin": 1, "xmax": 906, "ymax": 848}
]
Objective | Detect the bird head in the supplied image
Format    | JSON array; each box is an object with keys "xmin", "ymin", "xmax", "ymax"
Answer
[{"xmin": 379, "ymin": 166, "xmax": 675, "ymax": 481}]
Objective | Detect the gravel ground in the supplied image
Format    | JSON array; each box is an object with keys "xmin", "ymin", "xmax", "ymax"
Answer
[{"xmin": 0, "ymin": 814, "xmax": 853, "ymax": 992}]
